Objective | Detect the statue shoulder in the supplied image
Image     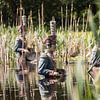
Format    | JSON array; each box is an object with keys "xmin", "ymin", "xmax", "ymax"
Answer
[
  {"xmin": 40, "ymin": 53, "xmax": 49, "ymax": 59},
  {"xmin": 15, "ymin": 36, "xmax": 21, "ymax": 41}
]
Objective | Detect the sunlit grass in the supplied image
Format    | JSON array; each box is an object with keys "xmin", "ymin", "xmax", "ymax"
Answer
[{"xmin": 0, "ymin": 22, "xmax": 100, "ymax": 99}]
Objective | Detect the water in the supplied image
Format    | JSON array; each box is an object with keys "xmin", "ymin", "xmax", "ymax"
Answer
[{"xmin": 0, "ymin": 64, "xmax": 98, "ymax": 100}]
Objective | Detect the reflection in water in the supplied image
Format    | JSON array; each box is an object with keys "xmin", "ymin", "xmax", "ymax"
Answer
[
  {"xmin": 0, "ymin": 64, "xmax": 98, "ymax": 100},
  {"xmin": 38, "ymin": 76, "xmax": 66, "ymax": 100},
  {"xmin": 38, "ymin": 78, "xmax": 57, "ymax": 100}
]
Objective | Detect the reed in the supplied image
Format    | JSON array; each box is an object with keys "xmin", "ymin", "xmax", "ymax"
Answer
[
  {"xmin": 0, "ymin": 25, "xmax": 99, "ymax": 100},
  {"xmin": 0, "ymin": 2, "xmax": 100, "ymax": 99}
]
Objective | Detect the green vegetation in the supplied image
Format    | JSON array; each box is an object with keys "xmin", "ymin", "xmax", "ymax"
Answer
[{"xmin": 0, "ymin": 0, "xmax": 100, "ymax": 100}]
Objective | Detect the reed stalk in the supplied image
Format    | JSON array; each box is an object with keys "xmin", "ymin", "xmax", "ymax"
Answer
[
  {"xmin": 38, "ymin": 9, "xmax": 41, "ymax": 32},
  {"xmin": 61, "ymin": 6, "xmax": 64, "ymax": 31},
  {"xmin": 70, "ymin": 1, "xmax": 73, "ymax": 31},
  {"xmin": 0, "ymin": 10, "xmax": 3, "ymax": 25},
  {"xmin": 65, "ymin": 6, "xmax": 68, "ymax": 31},
  {"xmin": 41, "ymin": 1, "xmax": 44, "ymax": 32}
]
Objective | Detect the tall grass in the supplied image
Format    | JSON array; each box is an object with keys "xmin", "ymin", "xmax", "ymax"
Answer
[
  {"xmin": 0, "ymin": 2, "xmax": 100, "ymax": 100},
  {"xmin": 0, "ymin": 25, "xmax": 99, "ymax": 100}
]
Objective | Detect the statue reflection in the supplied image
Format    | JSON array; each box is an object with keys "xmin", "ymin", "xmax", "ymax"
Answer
[{"xmin": 38, "ymin": 76, "xmax": 66, "ymax": 100}]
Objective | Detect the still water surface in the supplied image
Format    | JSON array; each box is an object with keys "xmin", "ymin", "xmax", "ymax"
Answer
[{"xmin": 0, "ymin": 64, "xmax": 96, "ymax": 100}]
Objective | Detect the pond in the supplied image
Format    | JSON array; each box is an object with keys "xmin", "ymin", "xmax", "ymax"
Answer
[{"xmin": 0, "ymin": 63, "xmax": 98, "ymax": 100}]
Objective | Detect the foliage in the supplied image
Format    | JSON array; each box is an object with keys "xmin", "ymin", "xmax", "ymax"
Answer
[{"xmin": 0, "ymin": 0, "xmax": 98, "ymax": 27}]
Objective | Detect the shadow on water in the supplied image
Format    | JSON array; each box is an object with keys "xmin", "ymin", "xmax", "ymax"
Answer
[{"xmin": 0, "ymin": 64, "xmax": 97, "ymax": 100}]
